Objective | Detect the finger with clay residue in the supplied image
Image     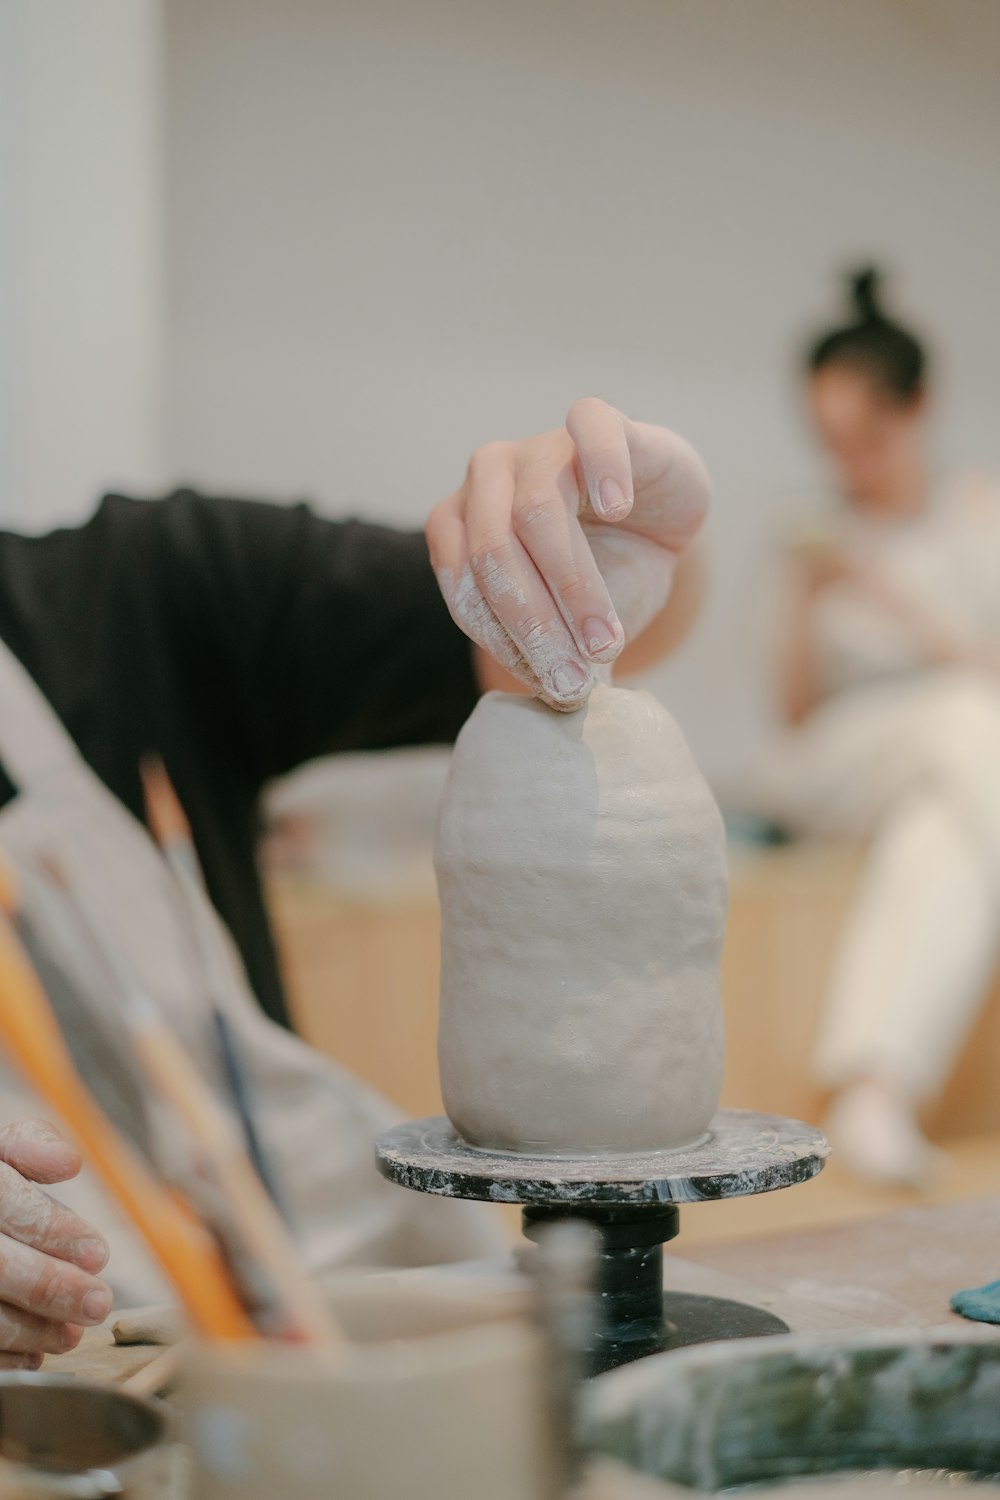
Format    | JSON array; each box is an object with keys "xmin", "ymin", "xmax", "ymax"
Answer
[
  {"xmin": 468, "ymin": 542, "xmax": 596, "ymax": 710},
  {"xmin": 507, "ymin": 465, "xmax": 624, "ymax": 668},
  {"xmin": 0, "ymin": 1118, "xmax": 82, "ymax": 1188},
  {"xmin": 0, "ymin": 1227, "xmax": 112, "ymax": 1326},
  {"xmin": 429, "ymin": 482, "xmax": 594, "ymax": 711},
  {"xmin": 436, "ymin": 565, "xmax": 534, "ymax": 688},
  {"xmin": 461, "ymin": 454, "xmax": 595, "ymax": 709},
  {"xmin": 0, "ymin": 1299, "xmax": 84, "ymax": 1356},
  {"xmin": 0, "ymin": 1159, "xmax": 108, "ymax": 1271}
]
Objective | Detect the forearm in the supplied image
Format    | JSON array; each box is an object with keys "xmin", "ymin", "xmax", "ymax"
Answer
[{"xmin": 858, "ymin": 571, "xmax": 982, "ymax": 670}]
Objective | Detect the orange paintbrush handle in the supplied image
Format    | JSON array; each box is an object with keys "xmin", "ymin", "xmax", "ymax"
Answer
[{"xmin": 0, "ymin": 919, "xmax": 256, "ymax": 1341}]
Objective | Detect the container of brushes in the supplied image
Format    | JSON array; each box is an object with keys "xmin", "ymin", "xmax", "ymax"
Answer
[
  {"xmin": 177, "ymin": 1271, "xmax": 562, "ymax": 1500},
  {"xmin": 0, "ymin": 1373, "xmax": 177, "ymax": 1497}
]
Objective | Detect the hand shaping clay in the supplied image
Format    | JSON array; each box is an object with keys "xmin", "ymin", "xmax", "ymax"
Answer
[{"xmin": 436, "ymin": 685, "xmax": 728, "ymax": 1156}]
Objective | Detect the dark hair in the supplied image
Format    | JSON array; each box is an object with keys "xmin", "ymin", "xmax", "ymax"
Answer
[{"xmin": 807, "ymin": 267, "xmax": 927, "ymax": 404}]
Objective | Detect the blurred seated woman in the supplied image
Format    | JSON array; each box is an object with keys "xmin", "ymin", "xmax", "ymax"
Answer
[{"xmin": 759, "ymin": 267, "xmax": 1000, "ymax": 1187}]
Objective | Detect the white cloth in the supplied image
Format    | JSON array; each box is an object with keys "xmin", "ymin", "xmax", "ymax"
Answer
[
  {"xmin": 0, "ymin": 635, "xmax": 504, "ymax": 1307},
  {"xmin": 793, "ymin": 472, "xmax": 1000, "ymax": 702}
]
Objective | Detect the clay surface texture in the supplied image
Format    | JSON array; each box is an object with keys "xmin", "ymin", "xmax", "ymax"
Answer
[{"xmin": 436, "ymin": 685, "xmax": 728, "ymax": 1155}]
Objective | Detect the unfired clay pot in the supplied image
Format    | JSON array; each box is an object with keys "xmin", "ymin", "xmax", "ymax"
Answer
[{"xmin": 435, "ymin": 686, "xmax": 728, "ymax": 1156}]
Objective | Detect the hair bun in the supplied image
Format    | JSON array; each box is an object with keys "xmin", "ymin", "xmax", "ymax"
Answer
[{"xmin": 849, "ymin": 265, "xmax": 884, "ymax": 323}]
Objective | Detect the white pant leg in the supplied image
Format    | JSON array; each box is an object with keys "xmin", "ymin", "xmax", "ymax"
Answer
[
  {"xmin": 758, "ymin": 671, "xmax": 1000, "ymax": 1100},
  {"xmin": 812, "ymin": 789, "xmax": 999, "ymax": 1097}
]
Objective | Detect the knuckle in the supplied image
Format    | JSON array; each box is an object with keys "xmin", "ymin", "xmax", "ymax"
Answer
[
  {"xmin": 26, "ymin": 1259, "xmax": 68, "ymax": 1316},
  {"xmin": 567, "ymin": 394, "xmax": 607, "ymax": 425},
  {"xmin": 553, "ymin": 570, "xmax": 594, "ymax": 605},
  {"xmin": 512, "ymin": 492, "xmax": 560, "ymax": 533},
  {"xmin": 466, "ymin": 441, "xmax": 507, "ymax": 484},
  {"xmin": 468, "ymin": 537, "xmax": 514, "ymax": 583},
  {"xmin": 518, "ymin": 613, "xmax": 559, "ymax": 651}
]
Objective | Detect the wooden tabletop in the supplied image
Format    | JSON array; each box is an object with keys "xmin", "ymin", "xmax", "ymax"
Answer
[
  {"xmin": 53, "ymin": 1193, "xmax": 1000, "ymax": 1390},
  {"xmin": 672, "ymin": 1192, "xmax": 1000, "ymax": 1338}
]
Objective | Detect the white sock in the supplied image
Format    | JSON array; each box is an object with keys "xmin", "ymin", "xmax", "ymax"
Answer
[{"xmin": 824, "ymin": 1078, "xmax": 945, "ymax": 1189}]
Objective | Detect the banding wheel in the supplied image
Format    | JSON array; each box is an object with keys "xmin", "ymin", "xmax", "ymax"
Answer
[{"xmin": 375, "ymin": 1108, "xmax": 829, "ymax": 1375}]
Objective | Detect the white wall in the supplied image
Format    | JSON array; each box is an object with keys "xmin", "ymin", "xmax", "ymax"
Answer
[
  {"xmin": 164, "ymin": 0, "xmax": 1000, "ymax": 785},
  {"xmin": 2, "ymin": 0, "xmax": 165, "ymax": 531}
]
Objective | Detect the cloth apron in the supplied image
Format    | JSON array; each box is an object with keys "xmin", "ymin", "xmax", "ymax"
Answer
[{"xmin": 0, "ymin": 637, "xmax": 502, "ymax": 1307}]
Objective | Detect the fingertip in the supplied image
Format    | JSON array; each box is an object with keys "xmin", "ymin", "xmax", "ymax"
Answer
[
  {"xmin": 57, "ymin": 1322, "xmax": 84, "ymax": 1353},
  {"xmin": 543, "ymin": 691, "xmax": 591, "ymax": 714},
  {"xmin": 565, "ymin": 394, "xmax": 611, "ymax": 429},
  {"xmin": 80, "ymin": 1283, "xmax": 113, "ymax": 1325},
  {"xmin": 580, "ymin": 616, "xmax": 625, "ymax": 665},
  {"xmin": 37, "ymin": 1142, "xmax": 83, "ymax": 1183},
  {"xmin": 0, "ymin": 1120, "xmax": 81, "ymax": 1183},
  {"xmin": 537, "ymin": 668, "xmax": 594, "ymax": 713},
  {"xmin": 74, "ymin": 1236, "xmax": 110, "ymax": 1274},
  {"xmin": 595, "ymin": 477, "xmax": 633, "ymax": 522}
]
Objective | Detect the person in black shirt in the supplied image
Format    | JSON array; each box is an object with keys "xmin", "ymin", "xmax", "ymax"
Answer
[
  {"xmin": 0, "ymin": 397, "xmax": 708, "ymax": 1029},
  {"xmin": 0, "ymin": 491, "xmax": 482, "ymax": 1030},
  {"xmin": 0, "ymin": 396, "xmax": 710, "ymax": 1361}
]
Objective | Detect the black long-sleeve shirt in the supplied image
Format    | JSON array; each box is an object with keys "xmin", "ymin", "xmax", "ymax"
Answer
[{"xmin": 0, "ymin": 490, "xmax": 478, "ymax": 1027}]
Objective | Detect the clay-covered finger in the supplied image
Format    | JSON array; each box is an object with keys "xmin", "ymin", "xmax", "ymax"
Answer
[
  {"xmin": 463, "ymin": 459, "xmax": 595, "ymax": 708},
  {"xmin": 0, "ymin": 1118, "xmax": 81, "ymax": 1186},
  {"xmin": 471, "ymin": 532, "xmax": 595, "ymax": 708},
  {"xmin": 510, "ymin": 461, "xmax": 624, "ymax": 664},
  {"xmin": 565, "ymin": 397, "xmax": 634, "ymax": 521},
  {"xmin": 0, "ymin": 1300, "xmax": 84, "ymax": 1356},
  {"xmin": 0, "ymin": 1160, "xmax": 109, "ymax": 1272},
  {"xmin": 0, "ymin": 1228, "xmax": 112, "ymax": 1326},
  {"xmin": 427, "ymin": 498, "xmax": 536, "ymax": 690}
]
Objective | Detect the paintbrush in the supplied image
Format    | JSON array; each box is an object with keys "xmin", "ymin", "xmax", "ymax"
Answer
[
  {"xmin": 38, "ymin": 854, "xmax": 340, "ymax": 1345},
  {"xmin": 0, "ymin": 860, "xmax": 158, "ymax": 1165},
  {"xmin": 139, "ymin": 757, "xmax": 282, "ymax": 1210},
  {"xmin": 0, "ymin": 892, "xmax": 256, "ymax": 1341}
]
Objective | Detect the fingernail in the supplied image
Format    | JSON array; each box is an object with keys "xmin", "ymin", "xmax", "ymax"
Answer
[
  {"xmin": 597, "ymin": 477, "xmax": 630, "ymax": 520},
  {"xmin": 82, "ymin": 1287, "xmax": 112, "ymax": 1322},
  {"xmin": 583, "ymin": 617, "xmax": 622, "ymax": 659},
  {"xmin": 78, "ymin": 1237, "xmax": 110, "ymax": 1272},
  {"xmin": 550, "ymin": 661, "xmax": 589, "ymax": 699}
]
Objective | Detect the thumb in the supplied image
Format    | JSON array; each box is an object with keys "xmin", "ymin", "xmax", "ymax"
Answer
[{"xmin": 0, "ymin": 1119, "xmax": 82, "ymax": 1185}]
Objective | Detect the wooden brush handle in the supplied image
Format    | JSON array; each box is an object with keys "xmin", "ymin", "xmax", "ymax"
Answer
[
  {"xmin": 132, "ymin": 1024, "xmax": 341, "ymax": 1343},
  {"xmin": 0, "ymin": 922, "xmax": 256, "ymax": 1341}
]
